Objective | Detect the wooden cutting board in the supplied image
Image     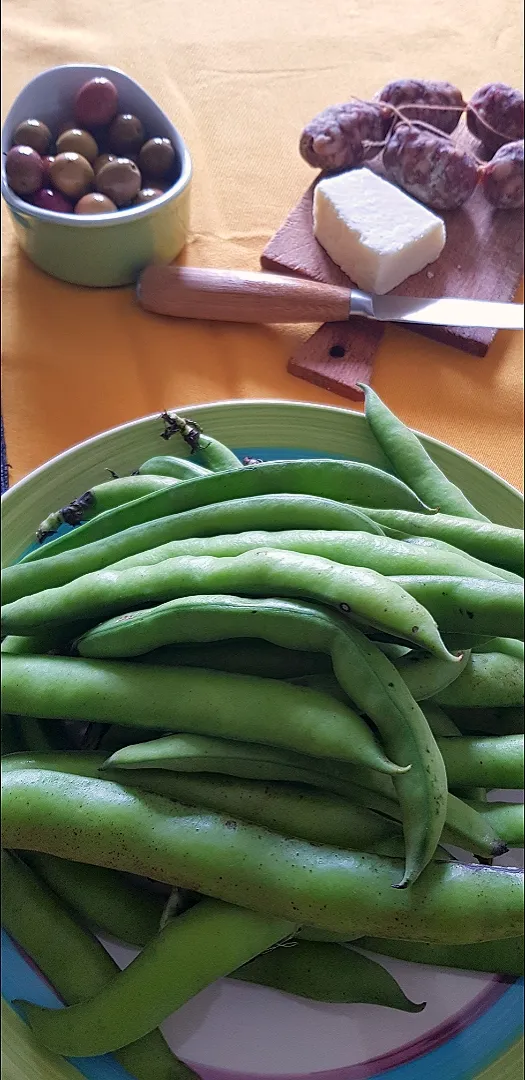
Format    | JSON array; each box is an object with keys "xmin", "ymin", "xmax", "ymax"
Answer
[{"xmin": 261, "ymin": 127, "xmax": 524, "ymax": 399}]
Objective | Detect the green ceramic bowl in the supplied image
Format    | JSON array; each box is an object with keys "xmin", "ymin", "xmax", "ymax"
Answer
[{"xmin": 1, "ymin": 65, "xmax": 192, "ymax": 287}]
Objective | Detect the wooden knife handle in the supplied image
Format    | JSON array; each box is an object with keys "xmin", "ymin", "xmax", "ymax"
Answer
[{"xmin": 137, "ymin": 266, "xmax": 351, "ymax": 324}]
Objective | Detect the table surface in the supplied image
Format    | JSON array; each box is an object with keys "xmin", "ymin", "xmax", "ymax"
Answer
[{"xmin": 2, "ymin": 0, "xmax": 524, "ymax": 492}]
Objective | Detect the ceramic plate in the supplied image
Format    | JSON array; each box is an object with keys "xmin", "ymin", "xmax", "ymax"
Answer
[{"xmin": 2, "ymin": 399, "xmax": 523, "ymax": 1080}]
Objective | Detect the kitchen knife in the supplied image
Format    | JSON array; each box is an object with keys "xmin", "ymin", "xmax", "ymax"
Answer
[{"xmin": 137, "ymin": 266, "xmax": 524, "ymax": 330}]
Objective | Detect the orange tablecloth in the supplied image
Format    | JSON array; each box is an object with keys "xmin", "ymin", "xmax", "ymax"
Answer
[{"xmin": 2, "ymin": 0, "xmax": 524, "ymax": 490}]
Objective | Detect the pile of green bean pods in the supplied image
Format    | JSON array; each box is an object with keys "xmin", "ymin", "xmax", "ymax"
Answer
[{"xmin": 1, "ymin": 389, "xmax": 524, "ymax": 1076}]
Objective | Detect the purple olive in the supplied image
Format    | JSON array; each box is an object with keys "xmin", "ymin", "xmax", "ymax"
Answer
[
  {"xmin": 32, "ymin": 188, "xmax": 73, "ymax": 213},
  {"xmin": 5, "ymin": 145, "xmax": 44, "ymax": 195}
]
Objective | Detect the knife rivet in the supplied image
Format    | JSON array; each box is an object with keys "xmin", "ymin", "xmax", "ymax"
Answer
[{"xmin": 329, "ymin": 345, "xmax": 345, "ymax": 358}]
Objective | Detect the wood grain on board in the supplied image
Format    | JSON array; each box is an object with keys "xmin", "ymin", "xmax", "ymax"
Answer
[{"xmin": 261, "ymin": 125, "xmax": 524, "ymax": 396}]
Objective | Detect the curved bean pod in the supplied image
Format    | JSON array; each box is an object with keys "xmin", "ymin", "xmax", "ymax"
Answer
[
  {"xmin": 1, "ymin": 654, "xmax": 404, "ymax": 775},
  {"xmin": 1, "ymin": 494, "xmax": 386, "ymax": 605},
  {"xmin": 360, "ymin": 385, "xmax": 489, "ymax": 521},
  {"xmin": 390, "ymin": 576, "xmax": 524, "ymax": 640},
  {"xmin": 35, "ymin": 475, "xmax": 178, "ymax": 543},
  {"xmin": 359, "ymin": 507, "xmax": 524, "ymax": 576},
  {"xmin": 74, "ymin": 593, "xmax": 452, "ymax": 663},
  {"xmin": 106, "ymin": 529, "xmax": 500, "ymax": 579},
  {"xmin": 3, "ymin": 766, "xmax": 522, "ymax": 942},
  {"xmin": 2, "ymin": 550, "xmax": 456, "ymax": 663},
  {"xmin": 355, "ymin": 934, "xmax": 524, "ymax": 978},
  {"xmin": 18, "ymin": 459, "xmax": 433, "ymax": 564},
  {"xmin": 138, "ymin": 455, "xmax": 212, "ymax": 480},
  {"xmin": 433, "ymin": 652, "xmax": 524, "ymax": 709},
  {"xmin": 1, "ymin": 850, "xmax": 191, "ymax": 1080},
  {"xmin": 233, "ymin": 941, "xmax": 425, "ymax": 1010},
  {"xmin": 24, "ymin": 852, "xmax": 164, "ymax": 946},
  {"xmin": 17, "ymin": 895, "xmax": 296, "ymax": 1057}
]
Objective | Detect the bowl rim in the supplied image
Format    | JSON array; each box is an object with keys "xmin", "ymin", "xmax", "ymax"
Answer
[
  {"xmin": 1, "ymin": 64, "xmax": 192, "ymax": 228},
  {"xmin": 2, "ymin": 397, "xmax": 523, "ymax": 507}
]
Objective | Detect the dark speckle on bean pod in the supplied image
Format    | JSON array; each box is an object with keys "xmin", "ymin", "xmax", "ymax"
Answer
[
  {"xmin": 480, "ymin": 140, "xmax": 524, "ymax": 210},
  {"xmin": 382, "ymin": 123, "xmax": 479, "ymax": 210},
  {"xmin": 299, "ymin": 101, "xmax": 392, "ymax": 171},
  {"xmin": 378, "ymin": 79, "xmax": 465, "ymax": 134}
]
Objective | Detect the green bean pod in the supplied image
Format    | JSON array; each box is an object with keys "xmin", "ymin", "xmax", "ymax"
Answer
[
  {"xmin": 3, "ymin": 550, "xmax": 457, "ymax": 664},
  {"xmin": 3, "ymin": 766, "xmax": 522, "ymax": 942},
  {"xmin": 355, "ymin": 934, "xmax": 524, "ymax": 978},
  {"xmin": 17, "ymin": 895, "xmax": 297, "ymax": 1058},
  {"xmin": 360, "ymin": 385, "xmax": 489, "ymax": 522},
  {"xmin": 393, "ymin": 650, "xmax": 470, "ymax": 701},
  {"xmin": 433, "ymin": 652, "xmax": 524, "ymax": 709},
  {"xmin": 159, "ymin": 412, "xmax": 243, "ymax": 472},
  {"xmin": 2, "ymin": 750, "xmax": 508, "ymax": 860},
  {"xmin": 138, "ymin": 455, "xmax": 212, "ymax": 480},
  {"xmin": 359, "ymin": 507, "xmax": 524, "ymax": 576},
  {"xmin": 233, "ymin": 941, "xmax": 425, "ymax": 1010},
  {"xmin": 2, "ymin": 494, "xmax": 387, "ymax": 606},
  {"xmin": 472, "ymin": 638, "xmax": 525, "ymax": 660},
  {"xmin": 465, "ymin": 800, "xmax": 524, "ymax": 847},
  {"xmin": 102, "ymin": 768, "xmax": 403, "ymax": 851},
  {"xmin": 390, "ymin": 576, "xmax": 524, "ymax": 640},
  {"xmin": 2, "ymin": 850, "xmax": 193, "ymax": 1080},
  {"xmin": 17, "ymin": 459, "xmax": 433, "ymax": 565},
  {"xmin": 35, "ymin": 475, "xmax": 178, "ymax": 543},
  {"xmin": 397, "ymin": 535, "xmax": 523, "ymax": 584},
  {"xmin": 24, "ymin": 852, "xmax": 165, "ymax": 946},
  {"xmin": 0, "ymin": 654, "xmax": 404, "ymax": 775},
  {"xmin": 439, "ymin": 735, "xmax": 524, "ymax": 789},
  {"xmin": 106, "ymin": 528, "xmax": 500, "ymax": 579}
]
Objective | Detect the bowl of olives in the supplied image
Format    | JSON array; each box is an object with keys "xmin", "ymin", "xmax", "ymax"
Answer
[{"xmin": 1, "ymin": 64, "xmax": 192, "ymax": 287}]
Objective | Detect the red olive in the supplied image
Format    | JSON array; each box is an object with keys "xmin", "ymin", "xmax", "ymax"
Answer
[
  {"xmin": 138, "ymin": 138, "xmax": 176, "ymax": 179},
  {"xmin": 75, "ymin": 77, "xmax": 119, "ymax": 128}
]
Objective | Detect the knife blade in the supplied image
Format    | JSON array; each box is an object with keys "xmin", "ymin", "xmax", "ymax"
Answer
[
  {"xmin": 137, "ymin": 266, "xmax": 524, "ymax": 331},
  {"xmin": 351, "ymin": 290, "xmax": 524, "ymax": 329}
]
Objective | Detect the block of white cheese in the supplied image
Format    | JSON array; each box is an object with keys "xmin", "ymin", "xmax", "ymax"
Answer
[{"xmin": 313, "ymin": 168, "xmax": 446, "ymax": 295}]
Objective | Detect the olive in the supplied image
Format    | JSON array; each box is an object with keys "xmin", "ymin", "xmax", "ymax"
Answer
[
  {"xmin": 32, "ymin": 188, "xmax": 73, "ymax": 213},
  {"xmin": 108, "ymin": 114, "xmax": 145, "ymax": 156},
  {"xmin": 12, "ymin": 119, "xmax": 52, "ymax": 156},
  {"xmin": 75, "ymin": 77, "xmax": 119, "ymax": 128},
  {"xmin": 42, "ymin": 155, "xmax": 56, "ymax": 181},
  {"xmin": 96, "ymin": 157, "xmax": 142, "ymax": 207},
  {"xmin": 75, "ymin": 192, "xmax": 117, "ymax": 214},
  {"xmin": 5, "ymin": 145, "xmax": 44, "ymax": 195},
  {"xmin": 49, "ymin": 152, "xmax": 94, "ymax": 200},
  {"xmin": 133, "ymin": 185, "xmax": 166, "ymax": 205},
  {"xmin": 138, "ymin": 137, "xmax": 176, "ymax": 179},
  {"xmin": 93, "ymin": 153, "xmax": 117, "ymax": 176},
  {"xmin": 56, "ymin": 129, "xmax": 99, "ymax": 163}
]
